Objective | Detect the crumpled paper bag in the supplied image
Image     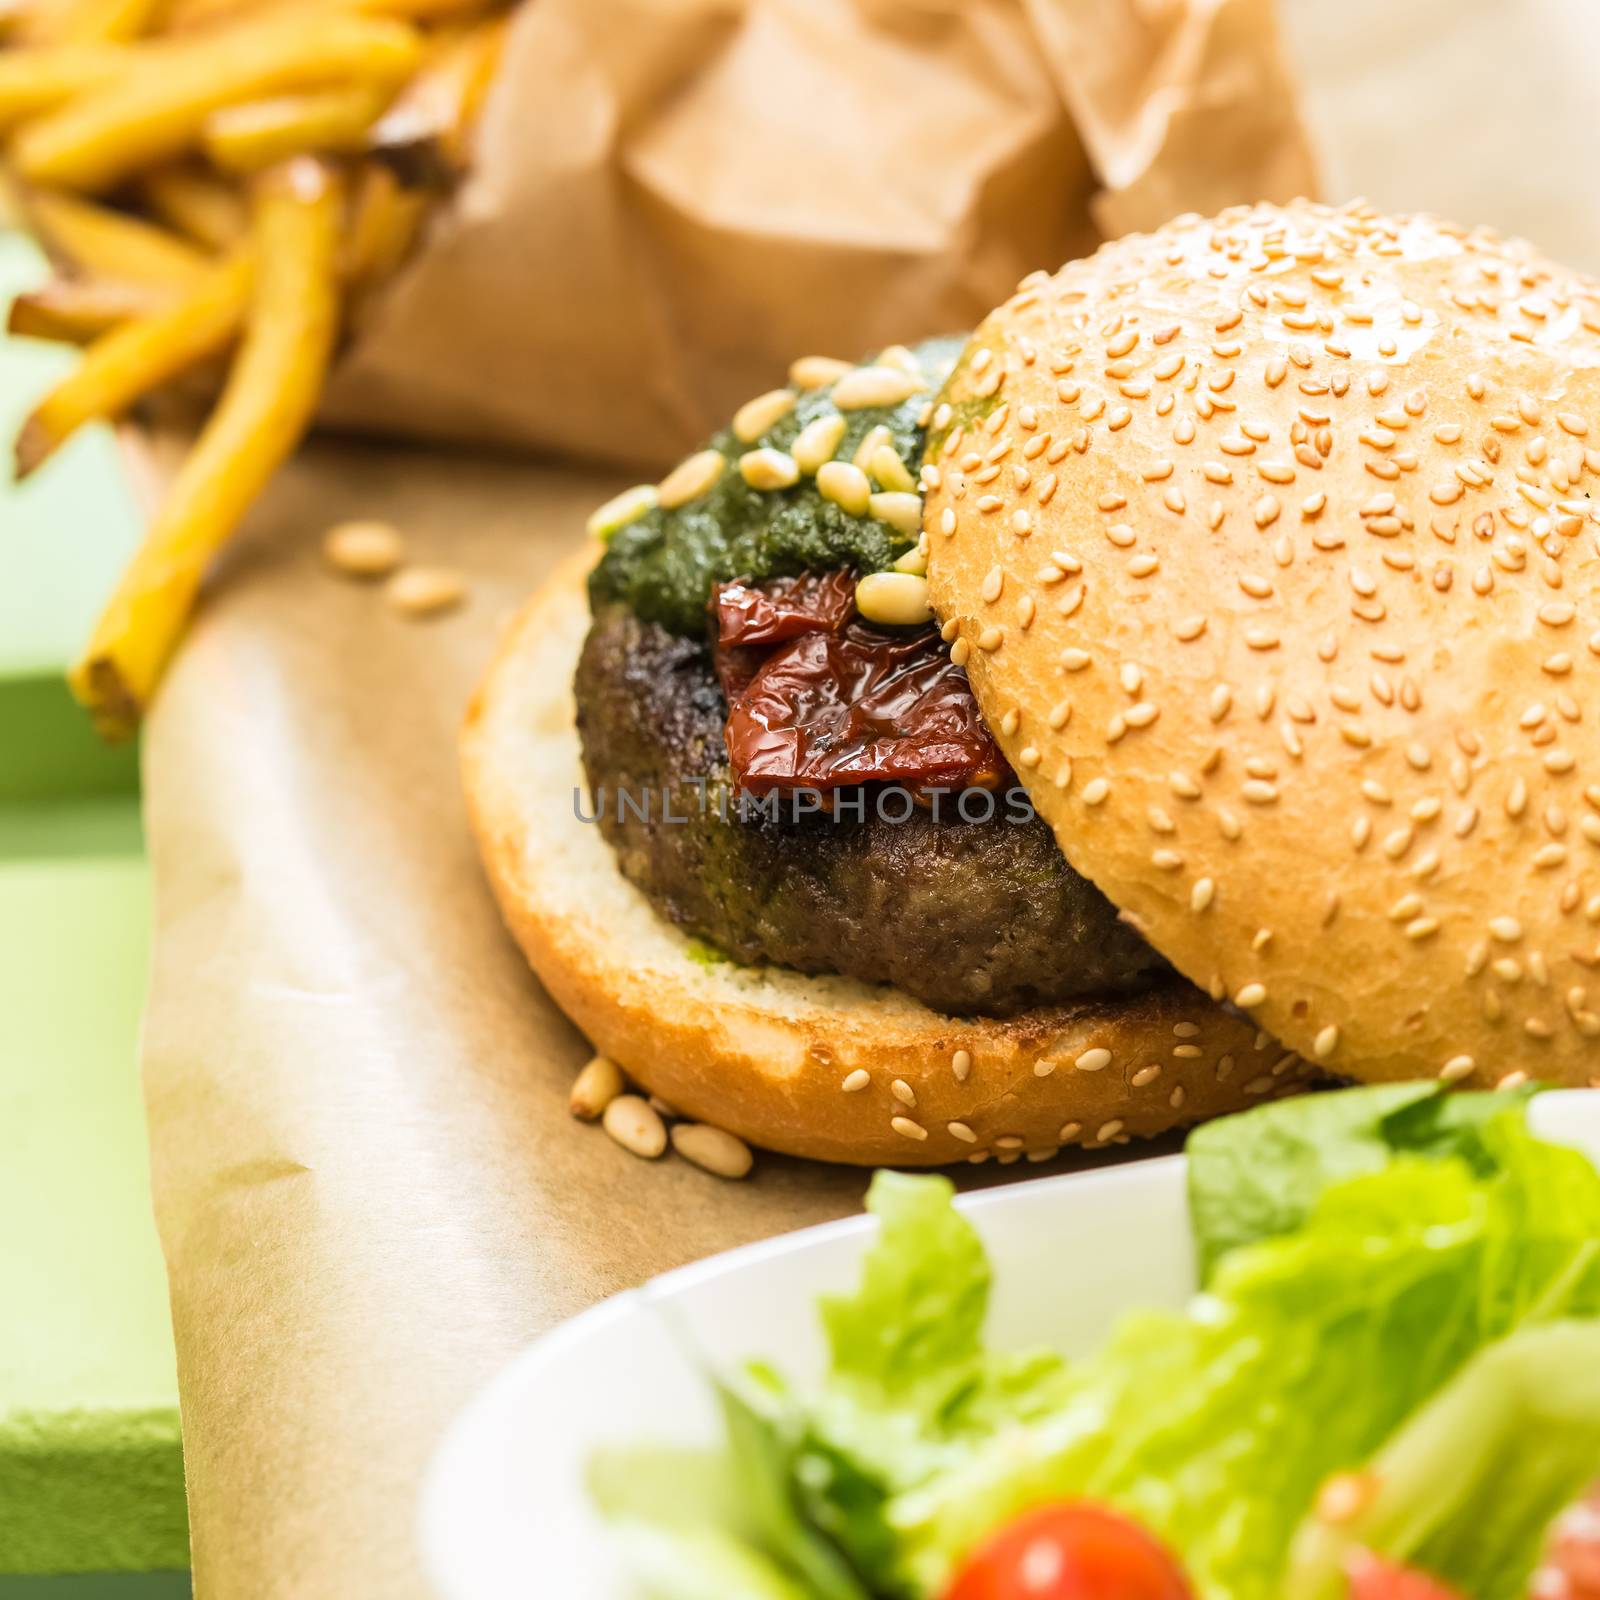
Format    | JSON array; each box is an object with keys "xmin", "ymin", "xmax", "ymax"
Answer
[{"xmin": 321, "ymin": 0, "xmax": 1316, "ymax": 467}]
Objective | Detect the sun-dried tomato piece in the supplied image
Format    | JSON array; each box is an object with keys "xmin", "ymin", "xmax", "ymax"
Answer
[
  {"xmin": 714, "ymin": 642, "xmax": 769, "ymax": 705},
  {"xmin": 711, "ymin": 570, "xmax": 858, "ymax": 701},
  {"xmin": 725, "ymin": 623, "xmax": 1004, "ymax": 794},
  {"xmin": 712, "ymin": 569, "xmax": 857, "ymax": 647}
]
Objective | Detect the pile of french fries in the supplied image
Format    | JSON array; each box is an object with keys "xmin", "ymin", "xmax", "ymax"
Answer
[{"xmin": 1, "ymin": 0, "xmax": 510, "ymax": 736}]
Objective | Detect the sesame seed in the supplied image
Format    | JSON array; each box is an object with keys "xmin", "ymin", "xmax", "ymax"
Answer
[
  {"xmin": 948, "ymin": 1121, "xmax": 977, "ymax": 1143},
  {"xmin": 1234, "ymin": 982, "xmax": 1268, "ymax": 1008},
  {"xmin": 890, "ymin": 1116, "xmax": 928, "ymax": 1141},
  {"xmin": 841, "ymin": 1069, "xmax": 870, "ymax": 1093},
  {"xmin": 1075, "ymin": 1047, "xmax": 1112, "ymax": 1072},
  {"xmin": 1313, "ymin": 1025, "xmax": 1339, "ymax": 1059},
  {"xmin": 951, "ymin": 1049, "xmax": 972, "ymax": 1082}
]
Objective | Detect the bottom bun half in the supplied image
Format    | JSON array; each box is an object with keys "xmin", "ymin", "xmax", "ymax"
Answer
[{"xmin": 461, "ymin": 548, "xmax": 1320, "ymax": 1167}]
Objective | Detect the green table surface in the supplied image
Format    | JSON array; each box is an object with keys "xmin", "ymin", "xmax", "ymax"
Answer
[
  {"xmin": 0, "ymin": 225, "xmax": 188, "ymax": 1588},
  {"xmin": 1, "ymin": 226, "xmax": 140, "ymax": 802}
]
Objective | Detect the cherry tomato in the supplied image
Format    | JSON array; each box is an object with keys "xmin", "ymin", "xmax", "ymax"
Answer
[
  {"xmin": 1346, "ymin": 1552, "xmax": 1464, "ymax": 1600},
  {"xmin": 941, "ymin": 1502, "xmax": 1194, "ymax": 1600}
]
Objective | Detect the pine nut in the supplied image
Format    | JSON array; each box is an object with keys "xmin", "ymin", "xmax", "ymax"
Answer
[
  {"xmin": 670, "ymin": 1122, "xmax": 753, "ymax": 1179},
  {"xmin": 851, "ymin": 424, "xmax": 894, "ymax": 473},
  {"xmin": 817, "ymin": 461, "xmax": 871, "ymax": 515},
  {"xmin": 732, "ymin": 389, "xmax": 796, "ymax": 443},
  {"xmin": 602, "ymin": 1094, "xmax": 666, "ymax": 1159},
  {"xmin": 892, "ymin": 540, "xmax": 928, "ymax": 575},
  {"xmin": 875, "ymin": 344, "xmax": 923, "ymax": 376},
  {"xmin": 323, "ymin": 519, "xmax": 405, "ymax": 578},
  {"xmin": 585, "ymin": 484, "xmax": 657, "ymax": 541},
  {"xmin": 868, "ymin": 491, "xmax": 922, "ymax": 536},
  {"xmin": 739, "ymin": 448, "xmax": 800, "ymax": 490},
  {"xmin": 869, "ymin": 444, "xmax": 917, "ymax": 492},
  {"xmin": 831, "ymin": 365, "xmax": 926, "ymax": 410},
  {"xmin": 792, "ymin": 414, "xmax": 846, "ymax": 474},
  {"xmin": 855, "ymin": 571, "xmax": 931, "ymax": 626},
  {"xmin": 657, "ymin": 448, "xmax": 724, "ymax": 508},
  {"xmin": 387, "ymin": 565, "xmax": 466, "ymax": 618},
  {"xmin": 569, "ymin": 1054, "xmax": 624, "ymax": 1120},
  {"xmin": 789, "ymin": 354, "xmax": 853, "ymax": 390}
]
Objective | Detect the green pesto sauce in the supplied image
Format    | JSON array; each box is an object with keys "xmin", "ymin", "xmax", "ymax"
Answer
[
  {"xmin": 591, "ymin": 335, "xmax": 968, "ymax": 636},
  {"xmin": 683, "ymin": 937, "xmax": 732, "ymax": 968}
]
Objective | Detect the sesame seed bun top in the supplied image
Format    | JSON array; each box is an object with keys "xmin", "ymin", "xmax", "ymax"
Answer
[{"xmin": 924, "ymin": 199, "xmax": 1600, "ymax": 1091}]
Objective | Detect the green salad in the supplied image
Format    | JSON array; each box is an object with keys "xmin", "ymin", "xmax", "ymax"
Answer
[{"xmin": 591, "ymin": 1085, "xmax": 1600, "ymax": 1600}]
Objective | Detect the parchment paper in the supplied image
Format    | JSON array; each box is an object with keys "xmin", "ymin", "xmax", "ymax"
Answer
[
  {"xmin": 143, "ymin": 443, "xmax": 1209, "ymax": 1599},
  {"xmin": 132, "ymin": 2, "xmax": 1317, "ymax": 1594}
]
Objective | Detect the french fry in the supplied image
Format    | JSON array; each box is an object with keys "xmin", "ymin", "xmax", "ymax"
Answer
[
  {"xmin": 15, "ymin": 248, "xmax": 253, "ymax": 477},
  {"xmin": 12, "ymin": 12, "xmax": 422, "ymax": 191},
  {"xmin": 202, "ymin": 83, "xmax": 389, "ymax": 173},
  {"xmin": 0, "ymin": 0, "xmax": 79, "ymax": 41},
  {"xmin": 157, "ymin": 0, "xmax": 253, "ymax": 23},
  {"xmin": 0, "ymin": 43, "xmax": 129, "ymax": 130},
  {"xmin": 340, "ymin": 159, "xmax": 426, "ymax": 286},
  {"xmin": 139, "ymin": 165, "xmax": 248, "ymax": 249},
  {"xmin": 47, "ymin": 0, "xmax": 166, "ymax": 40},
  {"xmin": 368, "ymin": 12, "xmax": 504, "ymax": 187},
  {"xmin": 22, "ymin": 187, "xmax": 212, "ymax": 290},
  {"xmin": 0, "ymin": 168, "xmax": 21, "ymax": 230},
  {"xmin": 6, "ymin": 276, "xmax": 172, "ymax": 342},
  {"xmin": 166, "ymin": 0, "xmax": 498, "ymax": 27},
  {"xmin": 70, "ymin": 158, "xmax": 342, "ymax": 737},
  {"xmin": 339, "ymin": 0, "xmax": 504, "ymax": 17}
]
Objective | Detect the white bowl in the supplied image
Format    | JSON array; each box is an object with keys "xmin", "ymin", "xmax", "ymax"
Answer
[{"xmin": 419, "ymin": 1090, "xmax": 1600, "ymax": 1598}]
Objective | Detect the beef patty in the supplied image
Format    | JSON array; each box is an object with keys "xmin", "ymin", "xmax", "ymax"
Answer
[{"xmin": 574, "ymin": 601, "xmax": 1170, "ymax": 1017}]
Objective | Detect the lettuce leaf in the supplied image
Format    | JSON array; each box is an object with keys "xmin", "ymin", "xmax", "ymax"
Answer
[
  {"xmin": 1186, "ymin": 1084, "xmax": 1539, "ymax": 1280},
  {"xmin": 886, "ymin": 1112, "xmax": 1600, "ymax": 1598},
  {"xmin": 593, "ymin": 1091, "xmax": 1600, "ymax": 1600},
  {"xmin": 1286, "ymin": 1319, "xmax": 1600, "ymax": 1600},
  {"xmin": 780, "ymin": 1173, "xmax": 1069, "ymax": 1594},
  {"xmin": 588, "ymin": 1445, "xmax": 818, "ymax": 1600}
]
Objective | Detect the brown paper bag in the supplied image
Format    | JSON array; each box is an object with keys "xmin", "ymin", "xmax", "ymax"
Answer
[
  {"xmin": 135, "ymin": 3, "xmax": 1315, "ymax": 1592},
  {"xmin": 321, "ymin": 0, "xmax": 1315, "ymax": 467}
]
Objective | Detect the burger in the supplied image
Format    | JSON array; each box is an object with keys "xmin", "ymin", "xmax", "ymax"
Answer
[{"xmin": 462, "ymin": 199, "xmax": 1600, "ymax": 1167}]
